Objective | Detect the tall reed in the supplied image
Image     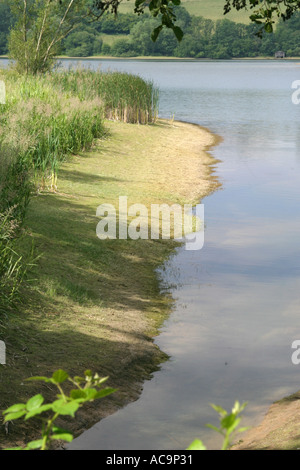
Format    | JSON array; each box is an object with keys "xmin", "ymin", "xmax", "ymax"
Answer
[
  {"xmin": 0, "ymin": 70, "xmax": 106, "ymax": 191},
  {"xmin": 54, "ymin": 68, "xmax": 159, "ymax": 124}
]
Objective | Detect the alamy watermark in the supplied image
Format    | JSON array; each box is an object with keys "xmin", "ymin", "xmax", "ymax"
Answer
[
  {"xmin": 96, "ymin": 196, "xmax": 205, "ymax": 251},
  {"xmin": 0, "ymin": 80, "xmax": 5, "ymax": 104},
  {"xmin": 291, "ymin": 340, "xmax": 300, "ymax": 365},
  {"xmin": 291, "ymin": 80, "xmax": 300, "ymax": 104},
  {"xmin": 0, "ymin": 341, "xmax": 6, "ymax": 365}
]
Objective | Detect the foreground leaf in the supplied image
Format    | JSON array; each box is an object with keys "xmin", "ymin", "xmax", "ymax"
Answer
[
  {"xmin": 26, "ymin": 394, "xmax": 44, "ymax": 411},
  {"xmin": 25, "ymin": 404, "xmax": 54, "ymax": 420},
  {"xmin": 25, "ymin": 439, "xmax": 44, "ymax": 450},
  {"xmin": 51, "ymin": 433, "xmax": 73, "ymax": 442},
  {"xmin": 187, "ymin": 439, "xmax": 207, "ymax": 450},
  {"xmin": 52, "ymin": 399, "xmax": 80, "ymax": 417},
  {"xmin": 3, "ymin": 410, "xmax": 26, "ymax": 422},
  {"xmin": 51, "ymin": 369, "xmax": 69, "ymax": 384},
  {"xmin": 3, "ymin": 403, "xmax": 26, "ymax": 414}
]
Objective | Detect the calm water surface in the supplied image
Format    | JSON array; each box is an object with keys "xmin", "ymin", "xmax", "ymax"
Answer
[
  {"xmin": 3, "ymin": 58, "xmax": 300, "ymax": 449},
  {"xmin": 71, "ymin": 60, "xmax": 300, "ymax": 449}
]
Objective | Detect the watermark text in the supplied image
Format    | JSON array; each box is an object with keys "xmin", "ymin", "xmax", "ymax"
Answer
[
  {"xmin": 291, "ymin": 340, "xmax": 300, "ymax": 365},
  {"xmin": 0, "ymin": 341, "xmax": 6, "ymax": 365},
  {"xmin": 96, "ymin": 197, "xmax": 204, "ymax": 251},
  {"xmin": 0, "ymin": 80, "xmax": 5, "ymax": 104}
]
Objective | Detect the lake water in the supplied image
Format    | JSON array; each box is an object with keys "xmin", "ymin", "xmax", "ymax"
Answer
[{"xmin": 2, "ymin": 58, "xmax": 300, "ymax": 449}]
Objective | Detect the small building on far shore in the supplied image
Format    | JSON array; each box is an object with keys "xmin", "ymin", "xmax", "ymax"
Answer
[{"xmin": 275, "ymin": 51, "xmax": 286, "ymax": 59}]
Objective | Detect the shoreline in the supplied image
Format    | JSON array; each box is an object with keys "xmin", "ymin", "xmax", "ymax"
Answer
[
  {"xmin": 50, "ymin": 56, "xmax": 300, "ymax": 62},
  {"xmin": 0, "ymin": 118, "xmax": 221, "ymax": 450},
  {"xmin": 1, "ymin": 55, "xmax": 300, "ymax": 62}
]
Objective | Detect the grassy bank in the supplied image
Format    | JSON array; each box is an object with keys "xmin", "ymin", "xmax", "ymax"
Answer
[
  {"xmin": 0, "ymin": 68, "xmax": 158, "ymax": 448},
  {"xmin": 0, "ymin": 115, "xmax": 219, "ymax": 449},
  {"xmin": 0, "ymin": 68, "xmax": 158, "ymax": 316}
]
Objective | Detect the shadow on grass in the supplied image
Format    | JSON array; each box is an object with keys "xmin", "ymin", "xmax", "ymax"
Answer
[
  {"xmin": 25, "ymin": 191, "xmax": 176, "ymax": 314},
  {"xmin": 0, "ymin": 318, "xmax": 169, "ymax": 448},
  {"xmin": 58, "ymin": 169, "xmax": 126, "ymax": 185}
]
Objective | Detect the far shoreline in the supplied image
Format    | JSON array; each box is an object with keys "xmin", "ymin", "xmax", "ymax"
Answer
[{"xmin": 1, "ymin": 54, "xmax": 300, "ymax": 62}]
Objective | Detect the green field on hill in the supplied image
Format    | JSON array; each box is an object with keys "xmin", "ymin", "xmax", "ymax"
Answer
[{"xmin": 119, "ymin": 0, "xmax": 251, "ymax": 24}]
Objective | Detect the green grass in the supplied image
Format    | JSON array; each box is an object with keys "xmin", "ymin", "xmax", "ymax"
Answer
[{"xmin": 181, "ymin": 0, "xmax": 251, "ymax": 23}]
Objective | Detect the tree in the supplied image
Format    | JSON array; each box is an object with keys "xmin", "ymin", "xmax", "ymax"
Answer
[
  {"xmin": 7, "ymin": 0, "xmax": 91, "ymax": 74},
  {"xmin": 224, "ymin": 0, "xmax": 300, "ymax": 36},
  {"xmin": 4, "ymin": 0, "xmax": 184, "ymax": 74},
  {"xmin": 63, "ymin": 29, "xmax": 98, "ymax": 56}
]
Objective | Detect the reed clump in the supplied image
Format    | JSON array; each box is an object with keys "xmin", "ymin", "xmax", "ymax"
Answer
[
  {"xmin": 54, "ymin": 68, "xmax": 159, "ymax": 125},
  {"xmin": 0, "ymin": 71, "xmax": 106, "ymax": 192},
  {"xmin": 0, "ymin": 69, "xmax": 158, "ymax": 191},
  {"xmin": 0, "ymin": 148, "xmax": 32, "ymax": 312}
]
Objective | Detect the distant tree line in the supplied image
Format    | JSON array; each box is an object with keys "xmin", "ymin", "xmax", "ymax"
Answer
[
  {"xmin": 1, "ymin": 2, "xmax": 300, "ymax": 59},
  {"xmin": 0, "ymin": 2, "xmax": 13, "ymax": 55}
]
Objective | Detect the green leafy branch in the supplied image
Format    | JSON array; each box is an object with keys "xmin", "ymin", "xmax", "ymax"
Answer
[
  {"xmin": 91, "ymin": 0, "xmax": 183, "ymax": 42},
  {"xmin": 187, "ymin": 401, "xmax": 249, "ymax": 451},
  {"xmin": 224, "ymin": 0, "xmax": 300, "ymax": 36},
  {"xmin": 2, "ymin": 369, "xmax": 116, "ymax": 450}
]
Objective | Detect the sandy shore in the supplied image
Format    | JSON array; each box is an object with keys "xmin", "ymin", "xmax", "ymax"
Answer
[{"xmin": 232, "ymin": 391, "xmax": 300, "ymax": 450}]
